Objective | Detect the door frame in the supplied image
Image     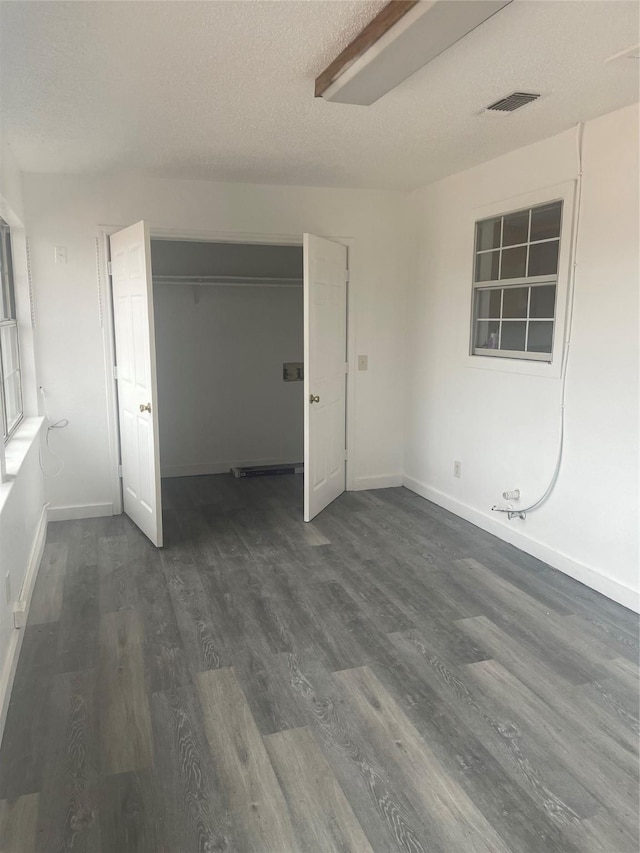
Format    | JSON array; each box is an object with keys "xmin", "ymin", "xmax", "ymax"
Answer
[{"xmin": 97, "ymin": 225, "xmax": 356, "ymax": 517}]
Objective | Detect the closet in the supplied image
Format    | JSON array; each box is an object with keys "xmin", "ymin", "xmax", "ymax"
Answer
[{"xmin": 151, "ymin": 239, "xmax": 304, "ymax": 479}]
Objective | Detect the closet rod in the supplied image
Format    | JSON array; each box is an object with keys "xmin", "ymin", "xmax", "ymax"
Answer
[{"xmin": 152, "ymin": 274, "xmax": 302, "ymax": 287}]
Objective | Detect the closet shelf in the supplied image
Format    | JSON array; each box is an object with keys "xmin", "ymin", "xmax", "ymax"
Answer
[{"xmin": 152, "ymin": 274, "xmax": 303, "ymax": 287}]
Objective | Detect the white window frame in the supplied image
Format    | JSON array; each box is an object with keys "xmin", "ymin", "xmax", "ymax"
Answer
[
  {"xmin": 465, "ymin": 180, "xmax": 576, "ymax": 380},
  {"xmin": 0, "ymin": 218, "xmax": 24, "ymax": 442}
]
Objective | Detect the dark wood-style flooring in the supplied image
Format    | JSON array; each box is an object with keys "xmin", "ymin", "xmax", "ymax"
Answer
[{"xmin": 0, "ymin": 474, "xmax": 638, "ymax": 852}]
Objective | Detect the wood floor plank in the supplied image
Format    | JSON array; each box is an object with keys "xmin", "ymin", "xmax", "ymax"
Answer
[
  {"xmin": 458, "ymin": 615, "xmax": 639, "ymax": 763},
  {"xmin": 35, "ymin": 669, "xmax": 100, "ymax": 852},
  {"xmin": 464, "ymin": 659, "xmax": 639, "ymax": 837},
  {"xmin": 280, "ymin": 650, "xmax": 432, "ymax": 852},
  {"xmin": 335, "ymin": 665, "xmax": 513, "ymax": 853},
  {"xmin": 195, "ymin": 667, "xmax": 298, "ymax": 851},
  {"xmin": 442, "ymin": 558, "xmax": 611, "ymax": 684},
  {"xmin": 457, "ymin": 559, "xmax": 619, "ymax": 668},
  {"xmin": 162, "ymin": 554, "xmax": 227, "ymax": 673},
  {"xmin": 98, "ymin": 534, "xmax": 137, "ymax": 614},
  {"xmin": 369, "ymin": 638, "xmax": 579, "ymax": 853},
  {"xmin": 0, "ymin": 624, "xmax": 59, "ymax": 799},
  {"xmin": 98, "ymin": 610, "xmax": 153, "ymax": 775},
  {"xmin": 56, "ymin": 563, "xmax": 99, "ymax": 674},
  {"xmin": 132, "ymin": 534, "xmax": 191, "ymax": 693},
  {"xmin": 28, "ymin": 543, "xmax": 68, "ymax": 625},
  {"xmin": 99, "ymin": 770, "xmax": 162, "ymax": 853},
  {"xmin": 264, "ymin": 726, "xmax": 374, "ymax": 853},
  {"xmin": 388, "ymin": 630, "xmax": 600, "ymax": 829},
  {"xmin": 149, "ymin": 684, "xmax": 230, "ymax": 852},
  {"xmin": 0, "ymin": 793, "xmax": 38, "ymax": 853},
  {"xmin": 233, "ymin": 643, "xmax": 306, "ymax": 737},
  {"xmin": 2, "ymin": 475, "xmax": 636, "ymax": 852}
]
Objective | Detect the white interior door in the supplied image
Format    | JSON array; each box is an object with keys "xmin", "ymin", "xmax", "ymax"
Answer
[
  {"xmin": 110, "ymin": 221, "xmax": 163, "ymax": 546},
  {"xmin": 303, "ymin": 233, "xmax": 348, "ymax": 522}
]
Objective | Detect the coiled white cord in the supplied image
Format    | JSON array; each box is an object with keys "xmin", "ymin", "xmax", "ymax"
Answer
[
  {"xmin": 493, "ymin": 121, "xmax": 584, "ymax": 520},
  {"xmin": 38, "ymin": 386, "xmax": 69, "ymax": 478}
]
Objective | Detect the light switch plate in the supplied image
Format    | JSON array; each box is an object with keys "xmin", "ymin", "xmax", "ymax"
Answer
[{"xmin": 358, "ymin": 355, "xmax": 368, "ymax": 371}]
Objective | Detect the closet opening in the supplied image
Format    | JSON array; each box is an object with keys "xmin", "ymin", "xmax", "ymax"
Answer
[{"xmin": 150, "ymin": 238, "xmax": 305, "ymax": 497}]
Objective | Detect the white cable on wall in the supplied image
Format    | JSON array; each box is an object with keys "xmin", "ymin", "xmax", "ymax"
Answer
[
  {"xmin": 493, "ymin": 121, "xmax": 584, "ymax": 520},
  {"xmin": 38, "ymin": 386, "xmax": 69, "ymax": 478}
]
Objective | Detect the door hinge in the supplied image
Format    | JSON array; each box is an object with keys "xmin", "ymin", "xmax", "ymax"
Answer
[
  {"xmin": 107, "ymin": 260, "xmax": 113, "ymax": 276},
  {"xmin": 344, "ymin": 362, "xmax": 349, "ymax": 374},
  {"xmin": 345, "ymin": 270, "xmax": 350, "ymax": 284},
  {"xmin": 113, "ymin": 365, "xmax": 118, "ymax": 380},
  {"xmin": 344, "ymin": 449, "xmax": 348, "ymax": 461},
  {"xmin": 117, "ymin": 464, "xmax": 123, "ymax": 478}
]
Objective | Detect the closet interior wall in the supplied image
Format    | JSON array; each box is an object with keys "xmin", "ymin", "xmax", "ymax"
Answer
[{"xmin": 151, "ymin": 240, "xmax": 304, "ymax": 478}]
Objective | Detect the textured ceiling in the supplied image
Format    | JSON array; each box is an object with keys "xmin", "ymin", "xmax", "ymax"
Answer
[{"xmin": 0, "ymin": 0, "xmax": 638, "ymax": 190}]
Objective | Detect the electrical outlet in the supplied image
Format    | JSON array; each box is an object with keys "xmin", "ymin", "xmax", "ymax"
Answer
[
  {"xmin": 454, "ymin": 461, "xmax": 462, "ymax": 478},
  {"xmin": 5, "ymin": 572, "xmax": 11, "ymax": 605},
  {"xmin": 54, "ymin": 246, "xmax": 67, "ymax": 265}
]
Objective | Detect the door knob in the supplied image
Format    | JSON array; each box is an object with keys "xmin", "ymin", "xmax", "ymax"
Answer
[
  {"xmin": 309, "ymin": 394, "xmax": 320, "ymax": 404},
  {"xmin": 139, "ymin": 402, "xmax": 151, "ymax": 413}
]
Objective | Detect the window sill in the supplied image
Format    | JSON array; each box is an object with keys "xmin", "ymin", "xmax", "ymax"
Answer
[
  {"xmin": 1, "ymin": 417, "xmax": 46, "ymax": 502},
  {"xmin": 465, "ymin": 352, "xmax": 562, "ymax": 379}
]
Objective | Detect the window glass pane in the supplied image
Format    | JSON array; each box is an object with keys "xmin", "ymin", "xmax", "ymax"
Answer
[
  {"xmin": 500, "ymin": 246, "xmax": 527, "ymax": 279},
  {"xmin": 527, "ymin": 320, "xmax": 554, "ymax": 353},
  {"xmin": 501, "ymin": 321, "xmax": 526, "ymax": 351},
  {"xmin": 475, "ymin": 250, "xmax": 499, "ymax": 282},
  {"xmin": 502, "ymin": 287, "xmax": 528, "ymax": 318},
  {"xmin": 475, "ymin": 288, "xmax": 501, "ymax": 319},
  {"xmin": 0, "ymin": 232, "xmax": 7, "ymax": 321},
  {"xmin": 3, "ymin": 231, "xmax": 15, "ymax": 318},
  {"xmin": 529, "ymin": 284, "xmax": 556, "ymax": 318},
  {"xmin": 0, "ymin": 324, "xmax": 19, "ymax": 374},
  {"xmin": 530, "ymin": 202, "xmax": 562, "ymax": 241},
  {"xmin": 4, "ymin": 371, "xmax": 22, "ymax": 432},
  {"xmin": 475, "ymin": 320, "xmax": 500, "ymax": 350},
  {"xmin": 528, "ymin": 240, "xmax": 559, "ymax": 276},
  {"xmin": 476, "ymin": 217, "xmax": 501, "ymax": 251},
  {"xmin": 502, "ymin": 210, "xmax": 529, "ymax": 246}
]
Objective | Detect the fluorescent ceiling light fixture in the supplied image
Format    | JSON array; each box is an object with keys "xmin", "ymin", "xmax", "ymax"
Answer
[{"xmin": 317, "ymin": 0, "xmax": 512, "ymax": 106}]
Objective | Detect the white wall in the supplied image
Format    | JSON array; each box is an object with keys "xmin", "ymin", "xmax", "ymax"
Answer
[
  {"xmin": 0, "ymin": 144, "xmax": 47, "ymax": 734},
  {"xmin": 19, "ymin": 106, "xmax": 638, "ymax": 610},
  {"xmin": 154, "ymin": 281, "xmax": 304, "ymax": 476},
  {"xmin": 0, "ymin": 424, "xmax": 47, "ymax": 732},
  {"xmin": 404, "ymin": 104, "xmax": 639, "ymax": 611},
  {"xmin": 23, "ymin": 175, "xmax": 411, "ymax": 513}
]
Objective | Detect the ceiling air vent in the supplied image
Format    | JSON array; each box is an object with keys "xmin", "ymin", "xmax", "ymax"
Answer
[{"xmin": 486, "ymin": 91, "xmax": 540, "ymax": 113}]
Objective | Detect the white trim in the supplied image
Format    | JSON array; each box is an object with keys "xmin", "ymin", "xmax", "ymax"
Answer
[
  {"xmin": 0, "ymin": 417, "xmax": 46, "ymax": 496},
  {"xmin": 353, "ymin": 473, "xmax": 403, "ymax": 491},
  {"xmin": 466, "ymin": 180, "xmax": 576, "ymax": 380},
  {"xmin": 162, "ymin": 459, "xmax": 303, "ymax": 478},
  {"xmin": 100, "ymin": 225, "xmax": 357, "ymax": 510},
  {"xmin": 47, "ymin": 502, "xmax": 113, "ymax": 522},
  {"xmin": 0, "ymin": 502, "xmax": 48, "ymax": 741},
  {"xmin": 97, "ymin": 230, "xmax": 123, "ymax": 515},
  {"xmin": 402, "ymin": 475, "xmax": 639, "ymax": 613},
  {"xmin": 345, "ymin": 245, "xmax": 356, "ymax": 492}
]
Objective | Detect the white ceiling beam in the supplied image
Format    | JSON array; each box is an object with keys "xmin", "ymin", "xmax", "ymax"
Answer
[{"xmin": 317, "ymin": 0, "xmax": 513, "ymax": 106}]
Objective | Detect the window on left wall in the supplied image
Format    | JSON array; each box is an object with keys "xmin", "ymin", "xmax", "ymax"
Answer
[{"xmin": 0, "ymin": 218, "xmax": 23, "ymax": 441}]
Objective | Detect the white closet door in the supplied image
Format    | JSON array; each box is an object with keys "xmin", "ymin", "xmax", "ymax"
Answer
[
  {"xmin": 110, "ymin": 221, "xmax": 163, "ymax": 546},
  {"xmin": 303, "ymin": 233, "xmax": 348, "ymax": 522}
]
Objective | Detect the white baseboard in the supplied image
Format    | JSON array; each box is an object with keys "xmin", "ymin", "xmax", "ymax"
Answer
[
  {"xmin": 162, "ymin": 459, "xmax": 303, "ymax": 478},
  {"xmin": 353, "ymin": 473, "xmax": 403, "ymax": 491},
  {"xmin": 0, "ymin": 503, "xmax": 48, "ymax": 741},
  {"xmin": 402, "ymin": 475, "xmax": 639, "ymax": 614},
  {"xmin": 47, "ymin": 502, "xmax": 114, "ymax": 522}
]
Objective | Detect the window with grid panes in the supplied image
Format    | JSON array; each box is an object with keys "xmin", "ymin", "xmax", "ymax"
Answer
[
  {"xmin": 0, "ymin": 218, "xmax": 23, "ymax": 440},
  {"xmin": 471, "ymin": 200, "xmax": 562, "ymax": 361}
]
